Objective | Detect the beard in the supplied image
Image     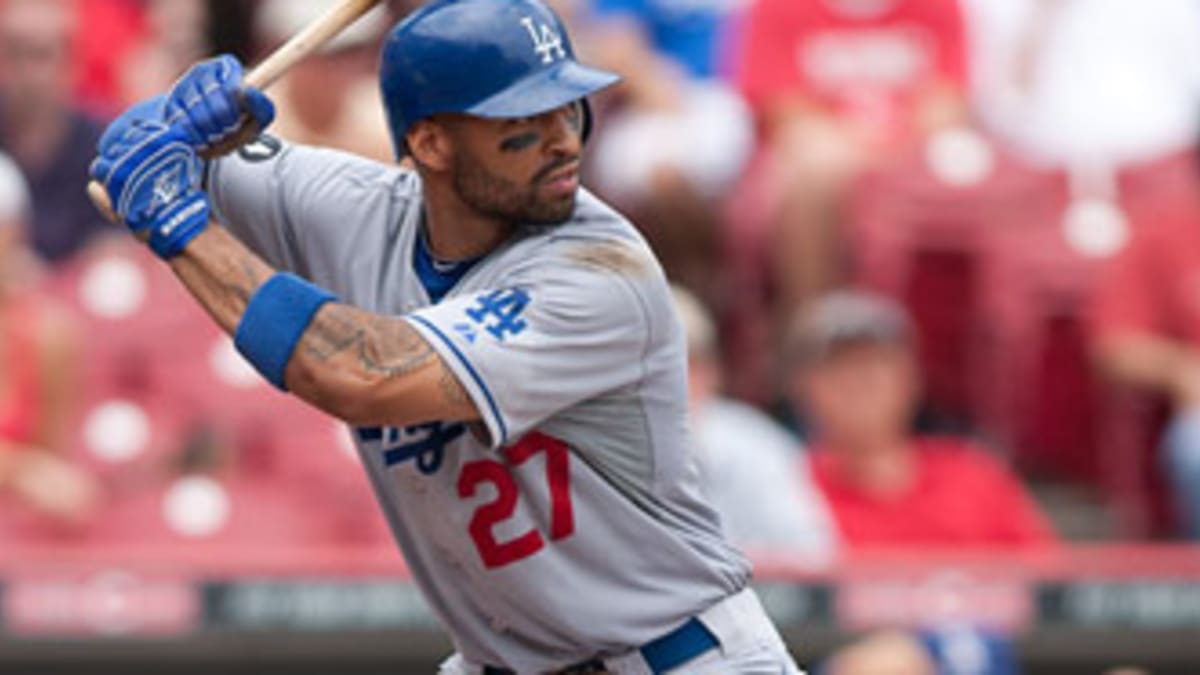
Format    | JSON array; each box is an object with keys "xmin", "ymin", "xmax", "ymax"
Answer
[{"xmin": 450, "ymin": 149, "xmax": 577, "ymax": 228}]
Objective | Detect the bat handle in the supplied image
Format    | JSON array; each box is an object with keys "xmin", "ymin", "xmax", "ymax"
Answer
[{"xmin": 87, "ymin": 180, "xmax": 117, "ymax": 225}]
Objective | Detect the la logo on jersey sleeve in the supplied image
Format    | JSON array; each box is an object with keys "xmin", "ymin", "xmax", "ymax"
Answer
[{"xmin": 453, "ymin": 288, "xmax": 531, "ymax": 344}]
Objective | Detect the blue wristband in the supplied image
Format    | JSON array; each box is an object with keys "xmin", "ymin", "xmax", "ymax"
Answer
[{"xmin": 234, "ymin": 273, "xmax": 337, "ymax": 391}]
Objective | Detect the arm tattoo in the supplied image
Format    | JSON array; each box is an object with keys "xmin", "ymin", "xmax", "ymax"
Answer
[
  {"xmin": 182, "ymin": 248, "xmax": 258, "ymax": 303},
  {"xmin": 301, "ymin": 304, "xmax": 436, "ymax": 379},
  {"xmin": 217, "ymin": 256, "xmax": 262, "ymax": 306},
  {"xmin": 168, "ymin": 231, "xmax": 273, "ymax": 334},
  {"xmin": 298, "ymin": 303, "xmax": 474, "ymax": 415},
  {"xmin": 166, "ymin": 225, "xmax": 475, "ymax": 424},
  {"xmin": 439, "ymin": 368, "xmax": 471, "ymax": 407}
]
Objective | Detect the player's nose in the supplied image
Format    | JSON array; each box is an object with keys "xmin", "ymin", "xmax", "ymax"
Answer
[{"xmin": 541, "ymin": 103, "xmax": 583, "ymax": 156}]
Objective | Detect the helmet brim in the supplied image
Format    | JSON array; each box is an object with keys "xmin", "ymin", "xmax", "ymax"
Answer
[{"xmin": 465, "ymin": 60, "xmax": 620, "ymax": 120}]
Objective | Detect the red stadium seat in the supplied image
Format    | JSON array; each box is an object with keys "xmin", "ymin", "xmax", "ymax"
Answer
[
  {"xmin": 718, "ymin": 149, "xmax": 779, "ymax": 404},
  {"xmin": 1116, "ymin": 148, "xmax": 1200, "ymax": 220},
  {"xmin": 979, "ymin": 182, "xmax": 1187, "ymax": 537},
  {"xmin": 842, "ymin": 130, "xmax": 1187, "ymax": 537},
  {"xmin": 41, "ymin": 241, "xmax": 207, "ymax": 479},
  {"xmin": 846, "ymin": 130, "xmax": 1067, "ymax": 430},
  {"xmin": 39, "ymin": 239, "xmax": 393, "ymax": 553},
  {"xmin": 87, "ymin": 473, "xmax": 332, "ymax": 551},
  {"xmin": 1093, "ymin": 388, "xmax": 1174, "ymax": 538}
]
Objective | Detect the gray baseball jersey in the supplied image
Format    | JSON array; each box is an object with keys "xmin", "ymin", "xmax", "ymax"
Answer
[{"xmin": 206, "ymin": 138, "xmax": 751, "ymax": 672}]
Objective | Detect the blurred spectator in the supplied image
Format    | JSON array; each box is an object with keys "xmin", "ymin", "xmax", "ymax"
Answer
[
  {"xmin": 206, "ymin": 0, "xmax": 257, "ymax": 65},
  {"xmin": 673, "ymin": 284, "xmax": 837, "ymax": 563},
  {"xmin": 786, "ymin": 291, "xmax": 1056, "ymax": 549},
  {"xmin": 0, "ymin": 151, "xmax": 99, "ymax": 526},
  {"xmin": 71, "ymin": 0, "xmax": 144, "ymax": 116},
  {"xmin": 963, "ymin": 0, "xmax": 1200, "ymax": 175},
  {"xmin": 252, "ymin": 0, "xmax": 392, "ymax": 162},
  {"xmin": 1092, "ymin": 198, "xmax": 1200, "ymax": 538},
  {"xmin": 580, "ymin": 0, "xmax": 753, "ymax": 304},
  {"xmin": 735, "ymin": 0, "xmax": 969, "ymax": 323},
  {"xmin": 824, "ymin": 626, "xmax": 1020, "ymax": 675},
  {"xmin": 117, "ymin": 0, "xmax": 211, "ymax": 107},
  {"xmin": 824, "ymin": 629, "xmax": 937, "ymax": 675},
  {"xmin": 0, "ymin": 0, "xmax": 110, "ymax": 264},
  {"xmin": 919, "ymin": 624, "xmax": 1019, "ymax": 675}
]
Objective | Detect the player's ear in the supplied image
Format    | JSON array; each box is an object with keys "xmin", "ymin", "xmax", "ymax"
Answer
[{"xmin": 406, "ymin": 119, "xmax": 453, "ymax": 173}]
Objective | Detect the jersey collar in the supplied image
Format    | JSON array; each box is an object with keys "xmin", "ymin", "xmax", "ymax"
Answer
[{"xmin": 413, "ymin": 225, "xmax": 483, "ymax": 304}]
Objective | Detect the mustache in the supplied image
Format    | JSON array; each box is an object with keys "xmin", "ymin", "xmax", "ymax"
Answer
[{"xmin": 532, "ymin": 155, "xmax": 580, "ymax": 184}]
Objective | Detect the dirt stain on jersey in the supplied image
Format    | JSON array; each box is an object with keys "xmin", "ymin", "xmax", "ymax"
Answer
[{"xmin": 567, "ymin": 240, "xmax": 651, "ymax": 278}]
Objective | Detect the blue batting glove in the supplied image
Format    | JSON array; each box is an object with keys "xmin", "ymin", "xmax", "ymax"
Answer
[
  {"xmin": 165, "ymin": 54, "xmax": 276, "ymax": 152},
  {"xmin": 91, "ymin": 98, "xmax": 210, "ymax": 259},
  {"xmin": 96, "ymin": 94, "xmax": 168, "ymax": 145}
]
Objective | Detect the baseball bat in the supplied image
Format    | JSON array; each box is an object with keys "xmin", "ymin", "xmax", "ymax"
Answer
[{"xmin": 87, "ymin": 0, "xmax": 385, "ymax": 223}]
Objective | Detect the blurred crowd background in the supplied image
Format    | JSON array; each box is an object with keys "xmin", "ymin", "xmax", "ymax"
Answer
[{"xmin": 0, "ymin": 0, "xmax": 1199, "ymax": 673}]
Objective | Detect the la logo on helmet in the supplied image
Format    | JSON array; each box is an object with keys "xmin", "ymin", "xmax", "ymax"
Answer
[{"xmin": 519, "ymin": 16, "xmax": 566, "ymax": 64}]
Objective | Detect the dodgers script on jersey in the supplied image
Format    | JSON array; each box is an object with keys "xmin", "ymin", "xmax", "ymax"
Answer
[{"xmin": 206, "ymin": 138, "xmax": 751, "ymax": 672}]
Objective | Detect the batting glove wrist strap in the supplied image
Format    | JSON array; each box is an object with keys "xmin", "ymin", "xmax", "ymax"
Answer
[
  {"xmin": 234, "ymin": 273, "xmax": 338, "ymax": 391},
  {"xmin": 90, "ymin": 98, "xmax": 211, "ymax": 260},
  {"xmin": 145, "ymin": 193, "xmax": 210, "ymax": 259}
]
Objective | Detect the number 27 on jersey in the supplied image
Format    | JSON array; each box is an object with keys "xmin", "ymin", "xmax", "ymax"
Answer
[{"xmin": 458, "ymin": 432, "xmax": 576, "ymax": 569}]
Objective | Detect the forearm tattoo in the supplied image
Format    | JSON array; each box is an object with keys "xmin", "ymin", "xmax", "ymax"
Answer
[
  {"xmin": 167, "ymin": 225, "xmax": 473, "ymax": 422},
  {"xmin": 302, "ymin": 304, "xmax": 436, "ymax": 379},
  {"xmin": 439, "ymin": 368, "xmax": 471, "ymax": 407},
  {"xmin": 220, "ymin": 257, "xmax": 263, "ymax": 307},
  {"xmin": 169, "ymin": 230, "xmax": 273, "ymax": 334},
  {"xmin": 297, "ymin": 304, "xmax": 474, "ymax": 418}
]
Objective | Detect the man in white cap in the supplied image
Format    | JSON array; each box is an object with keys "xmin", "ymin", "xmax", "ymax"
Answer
[{"xmin": 672, "ymin": 284, "xmax": 837, "ymax": 564}]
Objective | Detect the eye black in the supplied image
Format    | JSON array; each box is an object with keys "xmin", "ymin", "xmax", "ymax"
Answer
[{"xmin": 500, "ymin": 131, "xmax": 540, "ymax": 153}]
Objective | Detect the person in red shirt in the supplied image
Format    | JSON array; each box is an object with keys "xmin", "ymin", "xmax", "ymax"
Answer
[
  {"xmin": 733, "ymin": 0, "xmax": 969, "ymax": 334},
  {"xmin": 1092, "ymin": 196, "xmax": 1200, "ymax": 537},
  {"xmin": 0, "ymin": 151, "xmax": 98, "ymax": 527},
  {"xmin": 786, "ymin": 290, "xmax": 1056, "ymax": 549}
]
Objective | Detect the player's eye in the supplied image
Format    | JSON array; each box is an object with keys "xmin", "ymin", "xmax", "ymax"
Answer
[{"xmin": 499, "ymin": 131, "xmax": 540, "ymax": 153}]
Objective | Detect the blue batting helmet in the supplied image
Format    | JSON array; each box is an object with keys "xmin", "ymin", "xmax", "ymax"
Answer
[{"xmin": 379, "ymin": 0, "xmax": 620, "ymax": 158}]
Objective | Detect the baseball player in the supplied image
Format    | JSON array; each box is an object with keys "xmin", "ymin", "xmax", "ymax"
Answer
[{"xmin": 88, "ymin": 0, "xmax": 803, "ymax": 672}]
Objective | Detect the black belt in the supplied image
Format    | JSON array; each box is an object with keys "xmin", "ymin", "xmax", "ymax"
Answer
[
  {"xmin": 484, "ymin": 616, "xmax": 719, "ymax": 674},
  {"xmin": 482, "ymin": 659, "xmax": 604, "ymax": 675}
]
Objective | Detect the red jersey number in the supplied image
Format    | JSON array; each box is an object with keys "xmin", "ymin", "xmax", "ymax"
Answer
[{"xmin": 457, "ymin": 433, "xmax": 576, "ymax": 569}]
